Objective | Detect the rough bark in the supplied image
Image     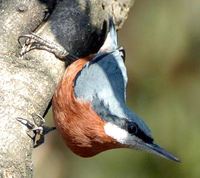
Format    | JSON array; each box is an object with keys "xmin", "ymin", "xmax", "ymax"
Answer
[{"xmin": 0, "ymin": 0, "xmax": 134, "ymax": 177}]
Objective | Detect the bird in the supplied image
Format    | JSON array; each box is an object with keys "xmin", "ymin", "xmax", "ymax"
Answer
[{"xmin": 52, "ymin": 19, "xmax": 179, "ymax": 162}]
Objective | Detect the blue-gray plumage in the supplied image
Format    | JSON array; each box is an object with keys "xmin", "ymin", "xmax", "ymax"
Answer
[
  {"xmin": 73, "ymin": 19, "xmax": 179, "ymax": 162},
  {"xmin": 74, "ymin": 48, "xmax": 152, "ymax": 138},
  {"xmin": 75, "ymin": 18, "xmax": 151, "ymax": 137}
]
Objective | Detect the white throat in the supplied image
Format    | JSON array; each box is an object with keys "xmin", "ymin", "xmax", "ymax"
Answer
[{"xmin": 104, "ymin": 122, "xmax": 138, "ymax": 146}]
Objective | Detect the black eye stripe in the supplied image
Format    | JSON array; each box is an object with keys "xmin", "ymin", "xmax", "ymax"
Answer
[{"xmin": 127, "ymin": 121, "xmax": 153, "ymax": 144}]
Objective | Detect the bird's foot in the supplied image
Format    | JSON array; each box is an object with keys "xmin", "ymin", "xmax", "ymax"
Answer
[
  {"xmin": 18, "ymin": 33, "xmax": 76, "ymax": 60},
  {"xmin": 16, "ymin": 113, "xmax": 56, "ymax": 148}
]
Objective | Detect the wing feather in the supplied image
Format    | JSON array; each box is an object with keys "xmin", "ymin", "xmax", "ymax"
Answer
[{"xmin": 74, "ymin": 50, "xmax": 127, "ymax": 109}]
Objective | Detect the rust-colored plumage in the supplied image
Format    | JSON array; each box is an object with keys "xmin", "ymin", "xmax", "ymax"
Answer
[
  {"xmin": 52, "ymin": 57, "xmax": 122, "ymax": 157},
  {"xmin": 52, "ymin": 19, "xmax": 180, "ymax": 162}
]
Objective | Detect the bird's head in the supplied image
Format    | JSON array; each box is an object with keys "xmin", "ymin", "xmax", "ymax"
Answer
[
  {"xmin": 101, "ymin": 110, "xmax": 180, "ymax": 162},
  {"xmin": 91, "ymin": 91, "xmax": 179, "ymax": 162}
]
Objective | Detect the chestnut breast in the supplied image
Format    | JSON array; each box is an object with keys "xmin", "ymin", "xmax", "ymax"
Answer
[{"xmin": 52, "ymin": 58, "xmax": 122, "ymax": 157}]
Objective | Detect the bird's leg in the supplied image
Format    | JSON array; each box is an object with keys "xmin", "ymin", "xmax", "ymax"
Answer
[
  {"xmin": 18, "ymin": 33, "xmax": 77, "ymax": 61},
  {"xmin": 16, "ymin": 113, "xmax": 56, "ymax": 148}
]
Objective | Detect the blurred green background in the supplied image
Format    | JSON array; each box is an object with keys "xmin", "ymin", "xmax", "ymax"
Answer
[{"xmin": 33, "ymin": 0, "xmax": 200, "ymax": 177}]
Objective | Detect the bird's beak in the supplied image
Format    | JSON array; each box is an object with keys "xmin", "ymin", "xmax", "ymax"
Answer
[{"xmin": 137, "ymin": 141, "xmax": 180, "ymax": 162}]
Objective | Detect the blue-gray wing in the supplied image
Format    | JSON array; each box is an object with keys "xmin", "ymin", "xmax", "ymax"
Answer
[
  {"xmin": 74, "ymin": 50, "xmax": 128, "ymax": 116},
  {"xmin": 74, "ymin": 50, "xmax": 152, "ymax": 136}
]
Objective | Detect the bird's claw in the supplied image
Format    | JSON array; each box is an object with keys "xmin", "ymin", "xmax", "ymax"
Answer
[
  {"xmin": 16, "ymin": 114, "xmax": 56, "ymax": 148},
  {"xmin": 18, "ymin": 33, "xmax": 41, "ymax": 56},
  {"xmin": 18, "ymin": 33, "xmax": 72, "ymax": 60}
]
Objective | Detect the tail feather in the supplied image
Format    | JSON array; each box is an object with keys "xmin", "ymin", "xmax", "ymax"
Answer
[{"xmin": 98, "ymin": 18, "xmax": 118, "ymax": 53}]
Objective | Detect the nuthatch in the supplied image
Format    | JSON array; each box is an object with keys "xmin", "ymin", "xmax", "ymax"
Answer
[{"xmin": 52, "ymin": 20, "xmax": 180, "ymax": 162}]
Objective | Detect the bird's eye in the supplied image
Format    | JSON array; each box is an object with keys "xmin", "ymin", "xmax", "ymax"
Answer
[
  {"xmin": 126, "ymin": 121, "xmax": 153, "ymax": 144},
  {"xmin": 119, "ymin": 47, "xmax": 126, "ymax": 62},
  {"xmin": 127, "ymin": 122, "xmax": 138, "ymax": 135}
]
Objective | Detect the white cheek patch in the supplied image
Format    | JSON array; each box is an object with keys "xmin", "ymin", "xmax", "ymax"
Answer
[{"xmin": 104, "ymin": 122, "xmax": 138, "ymax": 146}]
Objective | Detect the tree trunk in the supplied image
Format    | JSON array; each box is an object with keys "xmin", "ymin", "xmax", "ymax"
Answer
[{"xmin": 0, "ymin": 0, "xmax": 134, "ymax": 177}]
